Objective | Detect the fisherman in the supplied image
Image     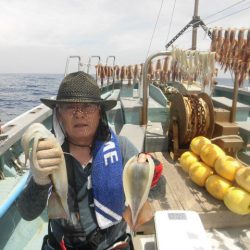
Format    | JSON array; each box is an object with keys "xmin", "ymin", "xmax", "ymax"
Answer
[
  {"xmin": 17, "ymin": 71, "xmax": 162, "ymax": 250},
  {"xmin": 17, "ymin": 71, "xmax": 135, "ymax": 250}
]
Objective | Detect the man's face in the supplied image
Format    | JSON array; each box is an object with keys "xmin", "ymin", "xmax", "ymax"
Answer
[{"xmin": 57, "ymin": 102, "xmax": 101, "ymax": 142}]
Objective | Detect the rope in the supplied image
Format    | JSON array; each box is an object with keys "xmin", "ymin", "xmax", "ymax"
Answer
[
  {"xmin": 177, "ymin": 2, "xmax": 250, "ymax": 40},
  {"xmin": 204, "ymin": 0, "xmax": 249, "ymax": 20},
  {"xmin": 145, "ymin": 0, "xmax": 165, "ymax": 59},
  {"xmin": 211, "ymin": 135, "xmax": 250, "ymax": 167},
  {"xmin": 206, "ymin": 6, "xmax": 250, "ymax": 25},
  {"xmin": 182, "ymin": 95, "xmax": 211, "ymax": 144},
  {"xmin": 166, "ymin": 0, "xmax": 177, "ymax": 43},
  {"xmin": 236, "ymin": 150, "xmax": 249, "ymax": 167},
  {"xmin": 211, "ymin": 135, "xmax": 243, "ymax": 142}
]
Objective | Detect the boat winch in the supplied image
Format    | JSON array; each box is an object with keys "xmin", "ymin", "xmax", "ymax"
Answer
[{"xmin": 168, "ymin": 91, "xmax": 214, "ymax": 158}]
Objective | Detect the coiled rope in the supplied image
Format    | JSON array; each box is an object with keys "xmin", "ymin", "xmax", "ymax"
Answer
[{"xmin": 182, "ymin": 94, "xmax": 211, "ymax": 144}]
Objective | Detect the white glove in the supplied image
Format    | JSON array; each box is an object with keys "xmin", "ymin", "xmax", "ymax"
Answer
[{"xmin": 31, "ymin": 138, "xmax": 63, "ymax": 185}]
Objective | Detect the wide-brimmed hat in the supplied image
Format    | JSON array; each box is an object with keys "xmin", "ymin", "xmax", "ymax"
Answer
[{"xmin": 41, "ymin": 71, "xmax": 117, "ymax": 111}]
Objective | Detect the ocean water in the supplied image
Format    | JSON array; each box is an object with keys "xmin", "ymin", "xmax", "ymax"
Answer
[
  {"xmin": 0, "ymin": 73, "xmax": 63, "ymax": 123},
  {"xmin": 0, "ymin": 73, "xmax": 248, "ymax": 124}
]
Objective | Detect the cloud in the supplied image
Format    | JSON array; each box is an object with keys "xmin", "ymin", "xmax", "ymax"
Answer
[{"xmin": 0, "ymin": 0, "xmax": 249, "ymax": 73}]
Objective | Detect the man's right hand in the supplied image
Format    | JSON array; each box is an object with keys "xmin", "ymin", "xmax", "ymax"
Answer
[{"xmin": 31, "ymin": 138, "xmax": 62, "ymax": 185}]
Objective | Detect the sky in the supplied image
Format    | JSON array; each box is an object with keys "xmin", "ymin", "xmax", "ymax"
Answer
[{"xmin": 0, "ymin": 0, "xmax": 249, "ymax": 74}]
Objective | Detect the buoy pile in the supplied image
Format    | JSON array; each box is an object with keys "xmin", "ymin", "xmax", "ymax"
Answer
[{"xmin": 179, "ymin": 136, "xmax": 250, "ymax": 215}]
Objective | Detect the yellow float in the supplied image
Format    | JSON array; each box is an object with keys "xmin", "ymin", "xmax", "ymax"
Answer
[
  {"xmin": 179, "ymin": 151, "xmax": 199, "ymax": 173},
  {"xmin": 188, "ymin": 161, "xmax": 214, "ymax": 187},
  {"xmin": 200, "ymin": 143, "xmax": 225, "ymax": 167}
]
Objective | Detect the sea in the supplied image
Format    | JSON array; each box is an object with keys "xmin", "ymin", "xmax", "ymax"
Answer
[
  {"xmin": 0, "ymin": 73, "xmax": 64, "ymax": 123},
  {"xmin": 0, "ymin": 73, "xmax": 249, "ymax": 124}
]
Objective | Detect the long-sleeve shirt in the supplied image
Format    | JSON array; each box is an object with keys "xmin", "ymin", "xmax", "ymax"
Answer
[{"xmin": 17, "ymin": 135, "xmax": 138, "ymax": 249}]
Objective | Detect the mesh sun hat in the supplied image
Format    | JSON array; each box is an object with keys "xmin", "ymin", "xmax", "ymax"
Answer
[{"xmin": 41, "ymin": 71, "xmax": 117, "ymax": 111}]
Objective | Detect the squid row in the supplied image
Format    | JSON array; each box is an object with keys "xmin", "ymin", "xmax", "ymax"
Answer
[{"xmin": 210, "ymin": 27, "xmax": 250, "ymax": 86}]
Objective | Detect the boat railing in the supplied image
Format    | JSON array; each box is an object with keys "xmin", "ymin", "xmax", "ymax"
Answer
[
  {"xmin": 0, "ymin": 172, "xmax": 29, "ymax": 218},
  {"xmin": 0, "ymin": 104, "xmax": 52, "ymax": 218},
  {"xmin": 0, "ymin": 104, "xmax": 51, "ymax": 156},
  {"xmin": 87, "ymin": 56, "xmax": 101, "ymax": 81},
  {"xmin": 141, "ymin": 50, "xmax": 171, "ymax": 125},
  {"xmin": 64, "ymin": 55, "xmax": 82, "ymax": 76}
]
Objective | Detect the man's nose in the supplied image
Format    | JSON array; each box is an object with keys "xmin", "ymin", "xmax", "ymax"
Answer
[{"xmin": 73, "ymin": 107, "xmax": 87, "ymax": 116}]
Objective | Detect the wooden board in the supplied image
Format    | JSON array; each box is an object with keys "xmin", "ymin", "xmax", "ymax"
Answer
[
  {"xmin": 213, "ymin": 108, "xmax": 230, "ymax": 122},
  {"xmin": 137, "ymin": 152, "xmax": 250, "ymax": 233},
  {"xmin": 213, "ymin": 121, "xmax": 239, "ymax": 138}
]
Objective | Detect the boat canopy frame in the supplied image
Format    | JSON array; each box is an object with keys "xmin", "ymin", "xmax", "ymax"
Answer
[{"xmin": 141, "ymin": 51, "xmax": 171, "ymax": 125}]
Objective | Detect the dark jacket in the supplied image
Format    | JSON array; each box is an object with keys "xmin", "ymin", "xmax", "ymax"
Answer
[{"xmin": 17, "ymin": 136, "xmax": 138, "ymax": 250}]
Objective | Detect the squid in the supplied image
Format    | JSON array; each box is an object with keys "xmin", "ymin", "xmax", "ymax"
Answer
[
  {"xmin": 21, "ymin": 123, "xmax": 70, "ymax": 221},
  {"xmin": 114, "ymin": 65, "xmax": 120, "ymax": 81},
  {"xmin": 123, "ymin": 154, "xmax": 154, "ymax": 229},
  {"xmin": 155, "ymin": 59, "xmax": 162, "ymax": 80},
  {"xmin": 100, "ymin": 65, "xmax": 106, "ymax": 86},
  {"xmin": 210, "ymin": 27, "xmax": 218, "ymax": 52},
  {"xmin": 147, "ymin": 61, "xmax": 154, "ymax": 81},
  {"xmin": 120, "ymin": 66, "xmax": 126, "ymax": 83},
  {"xmin": 133, "ymin": 64, "xmax": 140, "ymax": 84},
  {"xmin": 224, "ymin": 29, "xmax": 237, "ymax": 72},
  {"xmin": 216, "ymin": 28, "xmax": 224, "ymax": 61},
  {"xmin": 220, "ymin": 28, "xmax": 231, "ymax": 67},
  {"xmin": 127, "ymin": 65, "xmax": 133, "ymax": 86}
]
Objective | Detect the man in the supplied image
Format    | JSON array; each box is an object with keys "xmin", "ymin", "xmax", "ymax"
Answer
[{"xmin": 18, "ymin": 71, "xmax": 138, "ymax": 249}]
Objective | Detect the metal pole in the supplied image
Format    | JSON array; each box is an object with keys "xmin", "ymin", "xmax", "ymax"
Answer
[
  {"xmin": 87, "ymin": 56, "xmax": 101, "ymax": 79},
  {"xmin": 142, "ymin": 51, "xmax": 171, "ymax": 125},
  {"xmin": 192, "ymin": 0, "xmax": 199, "ymax": 50},
  {"xmin": 230, "ymin": 72, "xmax": 239, "ymax": 122},
  {"xmin": 64, "ymin": 56, "xmax": 81, "ymax": 76}
]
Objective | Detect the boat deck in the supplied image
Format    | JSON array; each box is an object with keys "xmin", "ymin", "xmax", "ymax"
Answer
[
  {"xmin": 212, "ymin": 96, "xmax": 250, "ymax": 122},
  {"xmin": 0, "ymin": 176, "xmax": 23, "ymax": 207},
  {"xmin": 133, "ymin": 152, "xmax": 250, "ymax": 249}
]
